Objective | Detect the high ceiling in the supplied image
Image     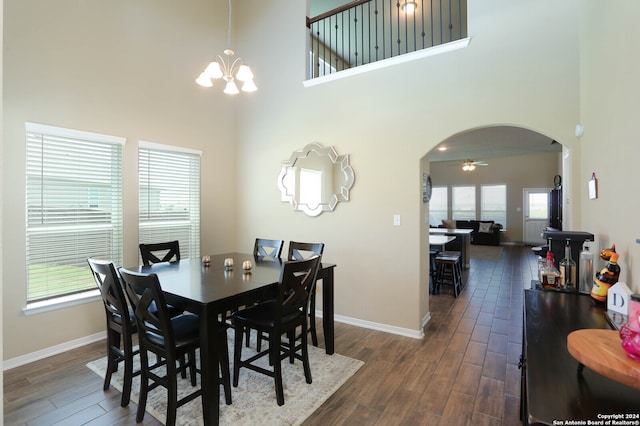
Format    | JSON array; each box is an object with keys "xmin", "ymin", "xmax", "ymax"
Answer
[
  {"xmin": 428, "ymin": 126, "xmax": 561, "ymax": 163},
  {"xmin": 308, "ymin": 4, "xmax": 563, "ymax": 164}
]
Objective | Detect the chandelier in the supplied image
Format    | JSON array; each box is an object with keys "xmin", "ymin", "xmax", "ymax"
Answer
[{"xmin": 195, "ymin": 0, "xmax": 257, "ymax": 95}]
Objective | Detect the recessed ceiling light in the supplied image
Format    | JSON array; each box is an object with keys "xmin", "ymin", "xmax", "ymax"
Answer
[{"xmin": 438, "ymin": 146, "xmax": 447, "ymax": 151}]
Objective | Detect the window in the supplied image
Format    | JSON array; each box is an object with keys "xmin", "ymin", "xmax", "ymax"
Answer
[
  {"xmin": 429, "ymin": 186, "xmax": 448, "ymax": 226},
  {"xmin": 138, "ymin": 142, "xmax": 201, "ymax": 261},
  {"xmin": 452, "ymin": 186, "xmax": 476, "ymax": 220},
  {"xmin": 25, "ymin": 123, "xmax": 124, "ymax": 303},
  {"xmin": 481, "ymin": 184, "xmax": 507, "ymax": 226}
]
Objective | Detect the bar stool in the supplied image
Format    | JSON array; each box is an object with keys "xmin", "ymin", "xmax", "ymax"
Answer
[
  {"xmin": 434, "ymin": 251, "xmax": 463, "ymax": 297},
  {"xmin": 429, "ymin": 249, "xmax": 440, "ymax": 294}
]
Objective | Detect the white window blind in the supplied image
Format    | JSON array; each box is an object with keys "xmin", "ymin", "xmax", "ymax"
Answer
[
  {"xmin": 138, "ymin": 142, "xmax": 201, "ymax": 261},
  {"xmin": 452, "ymin": 185, "xmax": 476, "ymax": 220},
  {"xmin": 25, "ymin": 123, "xmax": 125, "ymax": 303},
  {"xmin": 429, "ymin": 186, "xmax": 448, "ymax": 226},
  {"xmin": 481, "ymin": 184, "xmax": 507, "ymax": 226}
]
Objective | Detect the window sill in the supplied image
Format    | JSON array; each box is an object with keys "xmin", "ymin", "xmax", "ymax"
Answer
[{"xmin": 23, "ymin": 290, "xmax": 101, "ymax": 316}]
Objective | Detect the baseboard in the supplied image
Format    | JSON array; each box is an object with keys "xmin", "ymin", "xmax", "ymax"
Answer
[
  {"xmin": 4, "ymin": 312, "xmax": 428, "ymax": 371},
  {"xmin": 318, "ymin": 311, "xmax": 425, "ymax": 339},
  {"xmin": 3, "ymin": 332, "xmax": 105, "ymax": 371}
]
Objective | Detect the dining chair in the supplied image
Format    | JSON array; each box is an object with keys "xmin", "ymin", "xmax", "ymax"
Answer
[
  {"xmin": 232, "ymin": 256, "xmax": 321, "ymax": 406},
  {"xmin": 287, "ymin": 241, "xmax": 325, "ymax": 346},
  {"xmin": 119, "ymin": 268, "xmax": 232, "ymax": 425},
  {"xmin": 253, "ymin": 238, "xmax": 285, "ymax": 258},
  {"xmin": 87, "ymin": 258, "xmax": 139, "ymax": 407},
  {"xmin": 139, "ymin": 240, "xmax": 181, "ymax": 266},
  {"xmin": 233, "ymin": 238, "xmax": 285, "ymax": 346}
]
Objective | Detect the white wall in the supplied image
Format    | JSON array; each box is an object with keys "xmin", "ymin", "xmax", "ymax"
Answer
[
  {"xmin": 235, "ymin": 0, "xmax": 581, "ymax": 334},
  {"xmin": 2, "ymin": 0, "xmax": 239, "ymax": 361},
  {"xmin": 8, "ymin": 0, "xmax": 640, "ymax": 362},
  {"xmin": 579, "ymin": 1, "xmax": 640, "ymax": 288}
]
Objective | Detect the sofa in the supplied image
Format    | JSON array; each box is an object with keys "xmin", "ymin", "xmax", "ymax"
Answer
[{"xmin": 439, "ymin": 219, "xmax": 502, "ymax": 246}]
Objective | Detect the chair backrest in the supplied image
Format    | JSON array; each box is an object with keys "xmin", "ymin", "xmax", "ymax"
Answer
[
  {"xmin": 287, "ymin": 241, "xmax": 325, "ymax": 261},
  {"xmin": 277, "ymin": 256, "xmax": 321, "ymax": 318},
  {"xmin": 253, "ymin": 238, "xmax": 284, "ymax": 258},
  {"xmin": 139, "ymin": 241, "xmax": 180, "ymax": 266},
  {"xmin": 88, "ymin": 258, "xmax": 132, "ymax": 324},
  {"xmin": 119, "ymin": 268, "xmax": 175, "ymax": 349}
]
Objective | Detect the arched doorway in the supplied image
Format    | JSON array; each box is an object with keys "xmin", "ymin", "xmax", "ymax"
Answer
[{"xmin": 424, "ymin": 125, "xmax": 565, "ymax": 246}]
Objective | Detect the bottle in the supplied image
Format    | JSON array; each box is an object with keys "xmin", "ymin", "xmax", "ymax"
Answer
[
  {"xmin": 578, "ymin": 242, "xmax": 594, "ymax": 293},
  {"xmin": 590, "ymin": 252, "xmax": 621, "ymax": 305},
  {"xmin": 541, "ymin": 251, "xmax": 559, "ymax": 289},
  {"xmin": 559, "ymin": 240, "xmax": 576, "ymax": 290}
]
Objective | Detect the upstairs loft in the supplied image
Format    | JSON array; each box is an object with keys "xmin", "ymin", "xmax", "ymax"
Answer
[{"xmin": 306, "ymin": 0, "xmax": 468, "ymax": 83}]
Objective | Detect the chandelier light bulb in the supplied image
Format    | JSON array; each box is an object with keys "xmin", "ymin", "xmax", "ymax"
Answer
[
  {"xmin": 195, "ymin": 72, "xmax": 213, "ymax": 87},
  {"xmin": 235, "ymin": 64, "xmax": 254, "ymax": 81},
  {"xmin": 224, "ymin": 80, "xmax": 240, "ymax": 95},
  {"xmin": 205, "ymin": 61, "xmax": 223, "ymax": 79},
  {"xmin": 195, "ymin": 0, "xmax": 257, "ymax": 95},
  {"xmin": 241, "ymin": 78, "xmax": 257, "ymax": 92}
]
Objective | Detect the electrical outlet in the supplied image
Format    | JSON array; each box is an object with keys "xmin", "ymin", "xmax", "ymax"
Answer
[{"xmin": 393, "ymin": 215, "xmax": 401, "ymax": 226}]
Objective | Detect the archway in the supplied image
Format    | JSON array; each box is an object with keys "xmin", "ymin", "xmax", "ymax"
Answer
[{"xmin": 418, "ymin": 125, "xmax": 569, "ymax": 328}]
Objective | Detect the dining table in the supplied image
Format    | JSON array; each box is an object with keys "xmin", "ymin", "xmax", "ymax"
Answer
[{"xmin": 126, "ymin": 252, "xmax": 336, "ymax": 425}]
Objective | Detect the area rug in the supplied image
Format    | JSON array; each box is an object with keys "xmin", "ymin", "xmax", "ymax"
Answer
[
  {"xmin": 86, "ymin": 334, "xmax": 363, "ymax": 426},
  {"xmin": 469, "ymin": 245, "xmax": 504, "ymax": 261}
]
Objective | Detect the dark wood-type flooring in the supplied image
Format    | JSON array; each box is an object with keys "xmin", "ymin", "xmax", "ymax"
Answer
[{"xmin": 4, "ymin": 245, "xmax": 536, "ymax": 425}]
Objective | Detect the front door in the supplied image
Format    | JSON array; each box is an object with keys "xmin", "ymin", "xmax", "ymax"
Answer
[{"xmin": 523, "ymin": 188, "xmax": 551, "ymax": 245}]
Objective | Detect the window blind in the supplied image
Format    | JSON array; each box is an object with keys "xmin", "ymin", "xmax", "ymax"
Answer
[
  {"xmin": 25, "ymin": 123, "xmax": 125, "ymax": 303},
  {"xmin": 138, "ymin": 142, "xmax": 201, "ymax": 262}
]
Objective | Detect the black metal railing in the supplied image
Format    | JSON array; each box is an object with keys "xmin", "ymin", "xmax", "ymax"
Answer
[{"xmin": 307, "ymin": 0, "xmax": 467, "ymax": 79}]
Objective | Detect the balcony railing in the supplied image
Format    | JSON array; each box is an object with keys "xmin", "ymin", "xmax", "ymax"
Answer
[{"xmin": 307, "ymin": 0, "xmax": 467, "ymax": 79}]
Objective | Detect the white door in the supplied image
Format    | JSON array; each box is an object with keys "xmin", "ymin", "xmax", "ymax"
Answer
[{"xmin": 523, "ymin": 188, "xmax": 551, "ymax": 245}]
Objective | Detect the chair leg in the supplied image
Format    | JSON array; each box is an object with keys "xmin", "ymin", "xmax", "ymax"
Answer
[
  {"xmin": 301, "ymin": 324, "xmax": 312, "ymax": 384},
  {"xmin": 121, "ymin": 335, "xmax": 134, "ymax": 407},
  {"xmin": 166, "ymin": 357, "xmax": 178, "ymax": 426},
  {"xmin": 136, "ymin": 353, "xmax": 149, "ymax": 423},
  {"xmin": 288, "ymin": 330, "xmax": 296, "ymax": 364},
  {"xmin": 309, "ymin": 293, "xmax": 318, "ymax": 346},
  {"xmin": 271, "ymin": 331, "xmax": 285, "ymax": 406},
  {"xmin": 104, "ymin": 328, "xmax": 118, "ymax": 391},
  {"xmin": 188, "ymin": 350, "xmax": 197, "ymax": 386},
  {"xmin": 232, "ymin": 323, "xmax": 244, "ymax": 387}
]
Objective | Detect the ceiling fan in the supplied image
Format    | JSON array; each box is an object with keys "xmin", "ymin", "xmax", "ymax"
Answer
[{"xmin": 461, "ymin": 159, "xmax": 488, "ymax": 171}]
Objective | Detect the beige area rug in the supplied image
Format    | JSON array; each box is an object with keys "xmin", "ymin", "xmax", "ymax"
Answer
[
  {"xmin": 469, "ymin": 244, "xmax": 504, "ymax": 261},
  {"xmin": 86, "ymin": 334, "xmax": 363, "ymax": 426}
]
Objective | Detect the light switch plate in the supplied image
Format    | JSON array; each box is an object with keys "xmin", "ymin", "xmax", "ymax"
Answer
[{"xmin": 393, "ymin": 215, "xmax": 401, "ymax": 226}]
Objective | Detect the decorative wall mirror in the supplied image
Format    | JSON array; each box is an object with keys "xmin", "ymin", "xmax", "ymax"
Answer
[{"xmin": 277, "ymin": 142, "xmax": 355, "ymax": 216}]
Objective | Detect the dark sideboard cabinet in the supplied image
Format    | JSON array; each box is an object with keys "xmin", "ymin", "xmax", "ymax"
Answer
[{"xmin": 521, "ymin": 289, "xmax": 640, "ymax": 425}]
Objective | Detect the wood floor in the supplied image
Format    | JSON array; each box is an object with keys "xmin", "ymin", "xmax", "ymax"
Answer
[{"xmin": 4, "ymin": 245, "xmax": 536, "ymax": 425}]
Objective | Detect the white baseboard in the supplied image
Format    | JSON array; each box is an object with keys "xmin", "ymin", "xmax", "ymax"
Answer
[
  {"xmin": 3, "ymin": 332, "xmax": 105, "ymax": 371},
  {"xmin": 4, "ymin": 312, "xmax": 430, "ymax": 371},
  {"xmin": 320, "ymin": 311, "xmax": 425, "ymax": 340}
]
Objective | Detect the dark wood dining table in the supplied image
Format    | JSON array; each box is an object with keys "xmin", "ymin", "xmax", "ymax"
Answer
[{"xmin": 127, "ymin": 252, "xmax": 336, "ymax": 425}]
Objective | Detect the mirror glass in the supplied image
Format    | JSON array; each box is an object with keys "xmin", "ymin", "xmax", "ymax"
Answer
[{"xmin": 278, "ymin": 143, "xmax": 355, "ymax": 216}]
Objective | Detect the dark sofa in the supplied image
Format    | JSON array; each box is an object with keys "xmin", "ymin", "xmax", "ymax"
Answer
[{"xmin": 440, "ymin": 220, "xmax": 502, "ymax": 246}]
